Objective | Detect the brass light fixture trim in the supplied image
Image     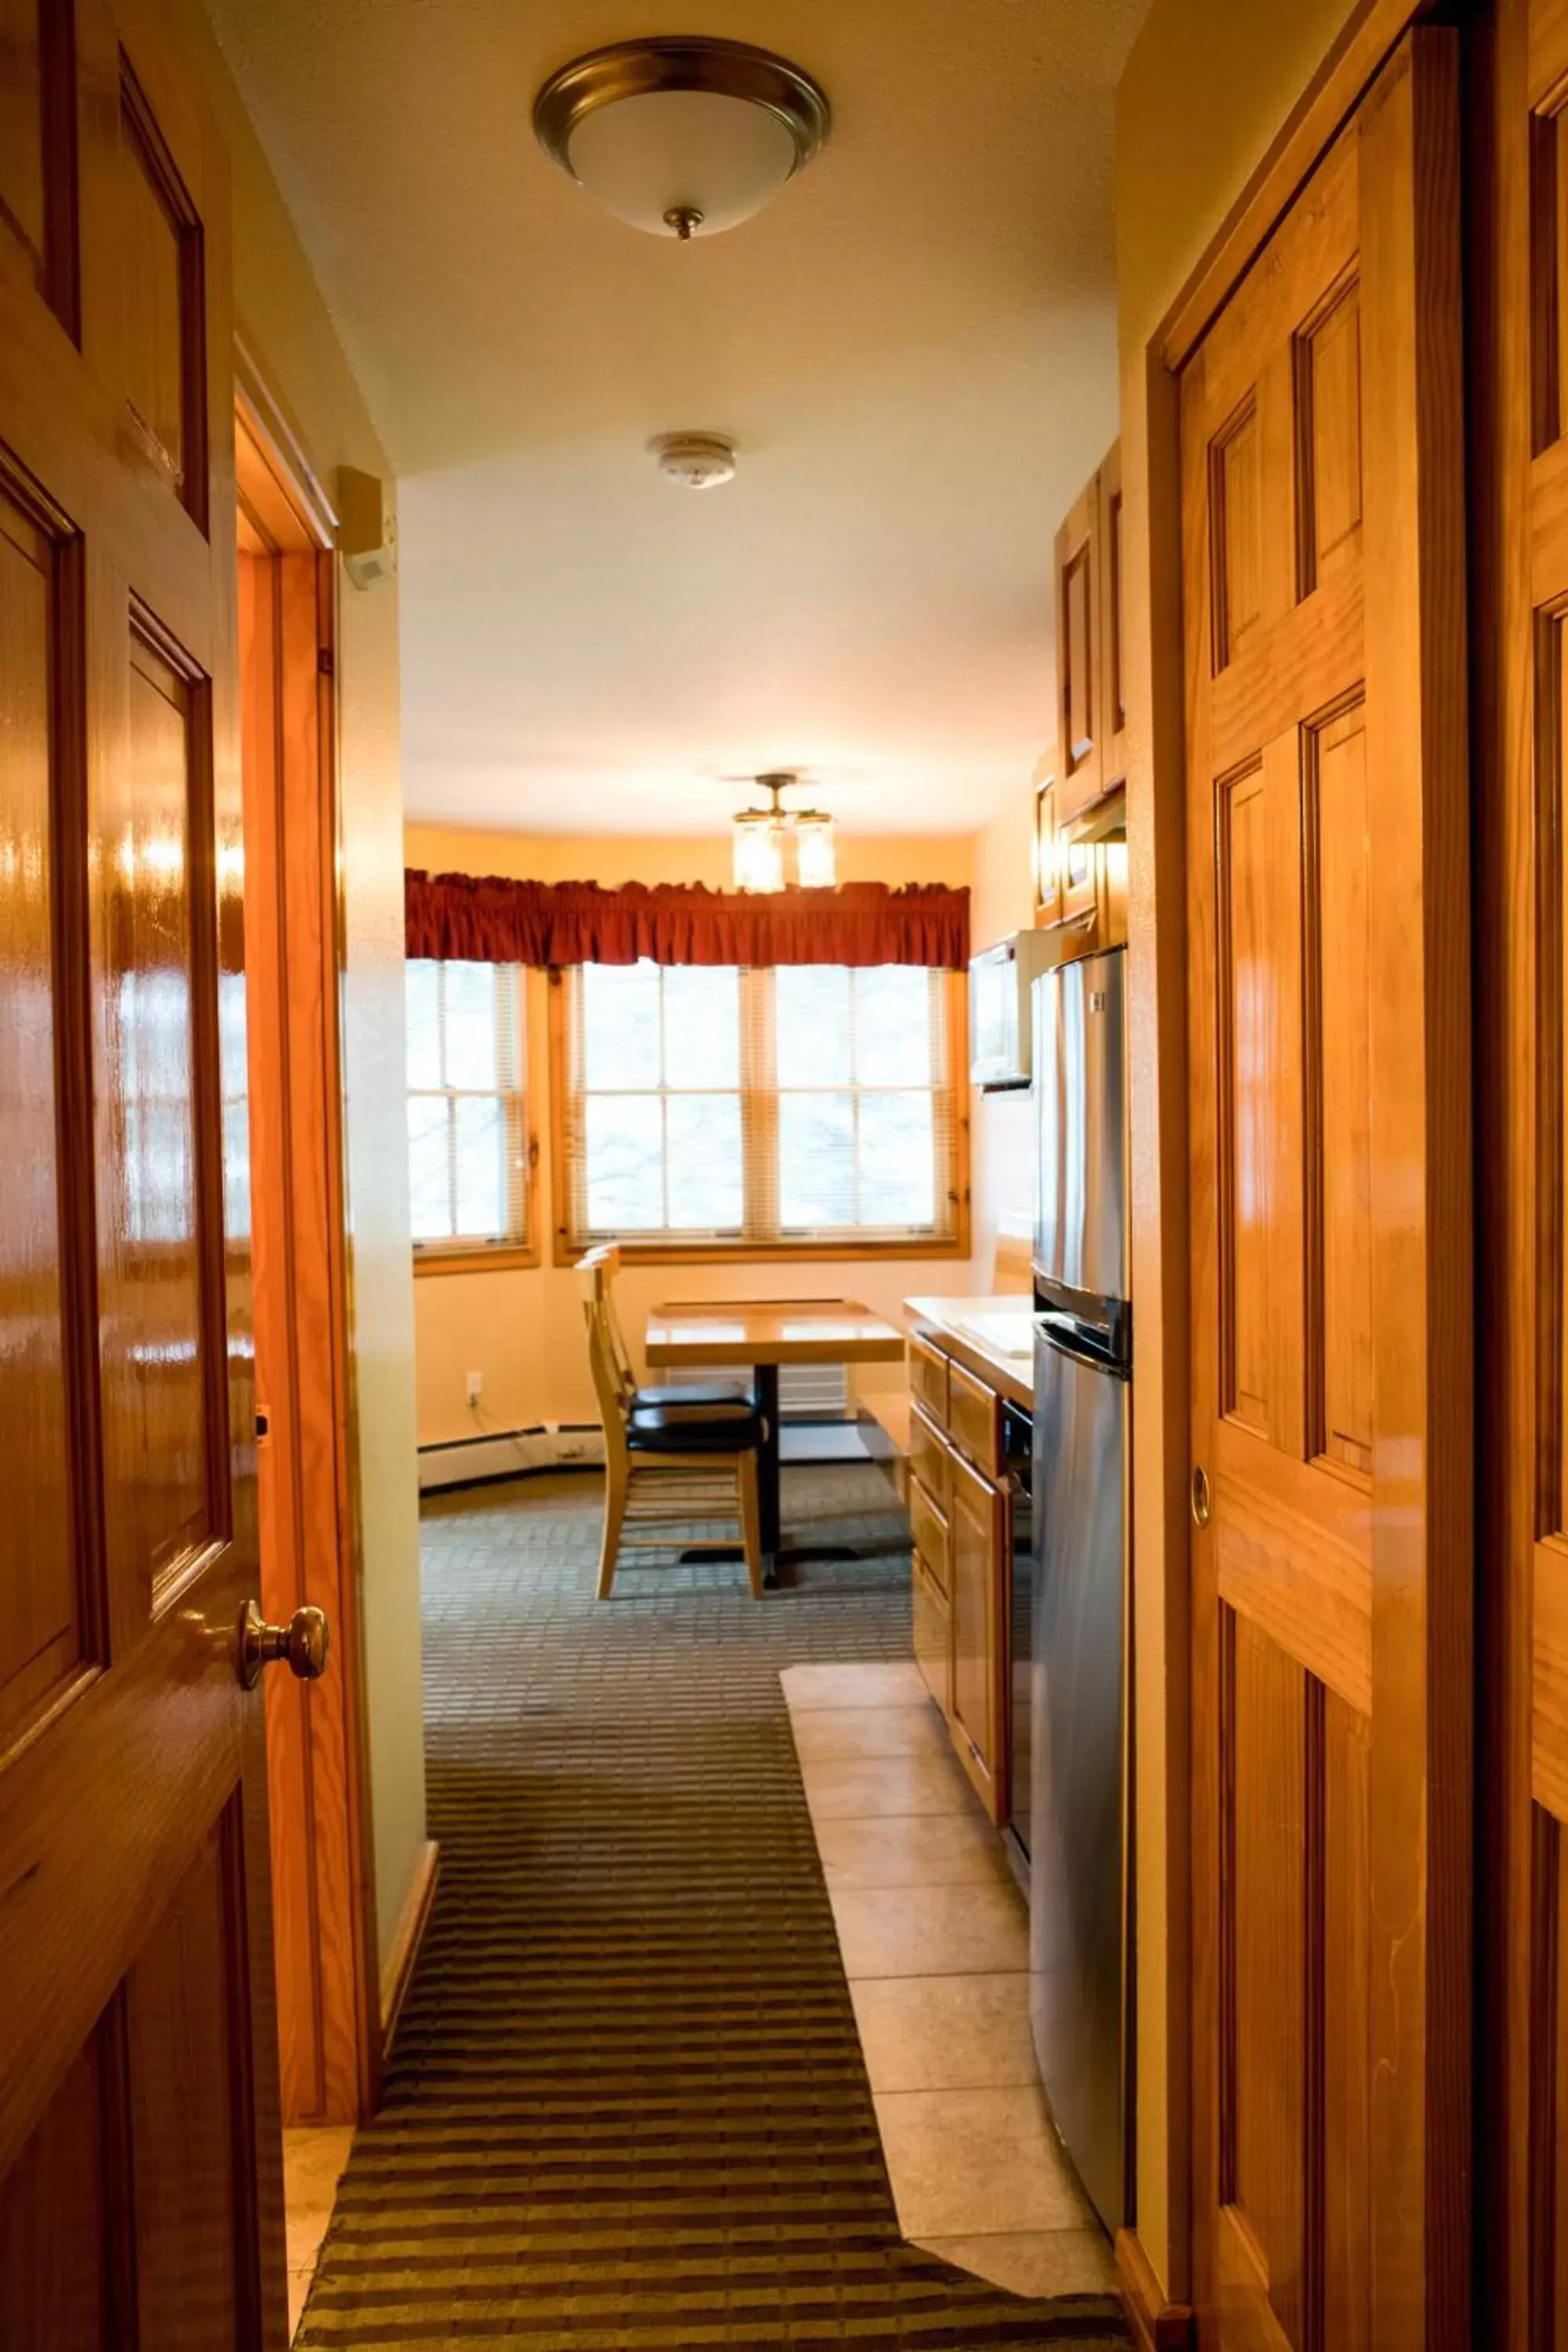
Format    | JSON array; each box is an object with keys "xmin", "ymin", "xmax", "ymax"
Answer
[{"xmin": 532, "ymin": 35, "xmax": 832, "ymax": 186}]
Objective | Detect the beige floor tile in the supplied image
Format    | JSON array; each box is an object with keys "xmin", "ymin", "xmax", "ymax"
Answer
[
  {"xmin": 800, "ymin": 1750, "xmax": 976, "ymax": 1822},
  {"xmin": 814, "ymin": 1810, "xmax": 1014, "ymax": 1889},
  {"xmin": 916, "ymin": 2228, "xmax": 1117, "ymax": 2298},
  {"xmin": 850, "ymin": 1972, "xmax": 1035, "ymax": 2092},
  {"xmin": 781, "ymin": 1661, "xmax": 929, "ymax": 1711},
  {"xmin": 831, "ymin": 1881, "xmax": 1028, "ymax": 1978},
  {"xmin": 288, "ymin": 2267, "xmax": 312, "ymax": 2341},
  {"xmin": 283, "ymin": 2124, "xmax": 354, "ymax": 2277},
  {"xmin": 789, "ymin": 1704, "xmax": 949, "ymax": 1762},
  {"xmin": 874, "ymin": 2084, "xmax": 1097, "ymax": 2239}
]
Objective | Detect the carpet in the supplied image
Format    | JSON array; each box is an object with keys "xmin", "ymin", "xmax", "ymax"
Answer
[{"xmin": 296, "ymin": 1465, "xmax": 1131, "ymax": 2349}]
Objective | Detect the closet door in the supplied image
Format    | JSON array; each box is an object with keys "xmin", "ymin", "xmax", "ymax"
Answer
[
  {"xmin": 1181, "ymin": 31, "xmax": 1470, "ymax": 2351},
  {"xmin": 1474, "ymin": 0, "xmax": 1568, "ymax": 2339}
]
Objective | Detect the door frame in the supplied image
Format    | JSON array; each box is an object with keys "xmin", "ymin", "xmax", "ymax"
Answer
[
  {"xmin": 235, "ymin": 351, "xmax": 382, "ymax": 2123},
  {"xmin": 1125, "ymin": 0, "xmax": 1468, "ymax": 2338}
]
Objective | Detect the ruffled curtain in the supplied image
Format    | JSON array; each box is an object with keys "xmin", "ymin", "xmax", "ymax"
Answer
[{"xmin": 405, "ymin": 871, "xmax": 971, "ymax": 971}]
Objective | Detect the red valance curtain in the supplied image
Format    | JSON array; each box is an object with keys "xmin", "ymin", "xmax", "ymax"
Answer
[{"xmin": 405, "ymin": 871, "xmax": 971, "ymax": 971}]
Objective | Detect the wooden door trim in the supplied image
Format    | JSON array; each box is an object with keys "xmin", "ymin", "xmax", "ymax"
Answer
[
  {"xmin": 234, "ymin": 338, "xmax": 337, "ymax": 553},
  {"xmin": 238, "ymin": 388, "xmax": 381, "ymax": 2125},
  {"xmin": 1158, "ymin": 0, "xmax": 1435, "ymax": 371}
]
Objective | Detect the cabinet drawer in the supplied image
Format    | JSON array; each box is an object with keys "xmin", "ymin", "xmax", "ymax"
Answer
[
  {"xmin": 909, "ymin": 1472, "xmax": 949, "ymax": 1597},
  {"xmin": 947, "ymin": 1357, "xmax": 1004, "ymax": 1479},
  {"xmin": 909, "ymin": 1400, "xmax": 949, "ymax": 1508},
  {"xmin": 912, "ymin": 1548, "xmax": 951, "ymax": 1716},
  {"xmin": 908, "ymin": 1336, "xmax": 949, "ymax": 1429}
]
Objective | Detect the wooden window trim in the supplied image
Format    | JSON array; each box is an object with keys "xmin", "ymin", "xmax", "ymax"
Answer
[
  {"xmin": 407, "ymin": 960, "xmax": 536, "ymax": 1263},
  {"xmin": 546, "ymin": 964, "xmax": 971, "ymax": 1269}
]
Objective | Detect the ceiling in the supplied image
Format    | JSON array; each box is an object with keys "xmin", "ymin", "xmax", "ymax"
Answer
[{"xmin": 206, "ymin": 1, "xmax": 1147, "ymax": 837}]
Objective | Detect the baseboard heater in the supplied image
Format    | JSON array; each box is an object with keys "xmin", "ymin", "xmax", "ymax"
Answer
[
  {"xmin": 418, "ymin": 1424, "xmax": 604, "ymax": 1492},
  {"xmin": 419, "ymin": 1398, "xmax": 880, "ymax": 1494}
]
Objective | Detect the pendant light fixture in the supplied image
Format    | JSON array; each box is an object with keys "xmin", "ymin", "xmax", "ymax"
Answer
[
  {"xmin": 731, "ymin": 774, "xmax": 837, "ymax": 894},
  {"xmin": 532, "ymin": 37, "xmax": 830, "ymax": 240}
]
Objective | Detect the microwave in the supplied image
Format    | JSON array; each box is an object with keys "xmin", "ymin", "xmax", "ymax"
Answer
[{"xmin": 969, "ymin": 930, "xmax": 1058, "ymax": 1090}]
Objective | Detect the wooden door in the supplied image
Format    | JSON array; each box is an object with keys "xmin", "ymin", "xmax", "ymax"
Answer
[
  {"xmin": 1473, "ymin": 0, "xmax": 1568, "ymax": 2338},
  {"xmin": 948, "ymin": 1444, "xmax": 1004, "ymax": 1822},
  {"xmin": 1099, "ymin": 440, "xmax": 1127, "ymax": 795},
  {"xmin": 1182, "ymin": 31, "xmax": 1470, "ymax": 2350},
  {"xmin": 0, "ymin": 1, "xmax": 287, "ymax": 2343},
  {"xmin": 1055, "ymin": 470, "xmax": 1104, "ymax": 823}
]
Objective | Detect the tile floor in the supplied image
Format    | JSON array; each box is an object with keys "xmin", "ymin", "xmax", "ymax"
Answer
[
  {"xmin": 781, "ymin": 1657, "xmax": 1118, "ymax": 2300},
  {"xmin": 283, "ymin": 2126, "xmax": 355, "ymax": 2339}
]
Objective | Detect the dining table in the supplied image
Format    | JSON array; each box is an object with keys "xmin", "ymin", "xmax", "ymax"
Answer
[{"xmin": 643, "ymin": 1297, "xmax": 905, "ymax": 1585}]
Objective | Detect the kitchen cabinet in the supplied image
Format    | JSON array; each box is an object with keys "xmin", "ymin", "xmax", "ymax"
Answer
[
  {"xmin": 1051, "ymin": 437, "xmax": 1127, "ymax": 831},
  {"xmin": 947, "ymin": 1442, "xmax": 1006, "ymax": 1817},
  {"xmin": 903, "ymin": 1327, "xmax": 1013, "ymax": 1826}
]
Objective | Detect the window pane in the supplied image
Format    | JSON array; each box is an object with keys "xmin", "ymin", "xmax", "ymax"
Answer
[
  {"xmin": 858, "ymin": 1090, "xmax": 936, "ymax": 1228},
  {"xmin": 453, "ymin": 1094, "xmax": 504, "ymax": 1239},
  {"xmin": 443, "ymin": 960, "xmax": 499, "ymax": 1091},
  {"xmin": 408, "ymin": 1097, "xmax": 452, "ymax": 1240},
  {"xmin": 583, "ymin": 962, "xmax": 661, "ymax": 1088},
  {"xmin": 779, "ymin": 1091, "xmax": 855, "ymax": 1228},
  {"xmin": 663, "ymin": 966, "xmax": 739, "ymax": 1089},
  {"xmin": 586, "ymin": 1093, "xmax": 665, "ymax": 1229},
  {"xmin": 666, "ymin": 1094, "xmax": 744, "ymax": 1229},
  {"xmin": 855, "ymin": 966, "xmax": 935, "ymax": 1087},
  {"xmin": 775, "ymin": 966, "xmax": 852, "ymax": 1087},
  {"xmin": 405, "ymin": 960, "xmax": 442, "ymax": 1091}
]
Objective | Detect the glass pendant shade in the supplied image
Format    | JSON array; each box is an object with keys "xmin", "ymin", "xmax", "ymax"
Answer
[
  {"xmin": 793, "ymin": 812, "xmax": 837, "ymax": 890},
  {"xmin": 733, "ymin": 811, "xmax": 786, "ymax": 894},
  {"xmin": 566, "ymin": 90, "xmax": 799, "ymax": 238}
]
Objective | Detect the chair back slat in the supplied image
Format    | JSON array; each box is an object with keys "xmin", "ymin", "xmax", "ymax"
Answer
[
  {"xmin": 576, "ymin": 1243, "xmax": 637, "ymax": 1405},
  {"xmin": 582, "ymin": 1294, "xmax": 630, "ymax": 1475}
]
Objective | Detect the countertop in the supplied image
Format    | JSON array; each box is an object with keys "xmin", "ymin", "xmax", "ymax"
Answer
[{"xmin": 903, "ymin": 1294, "xmax": 1035, "ymax": 1411}]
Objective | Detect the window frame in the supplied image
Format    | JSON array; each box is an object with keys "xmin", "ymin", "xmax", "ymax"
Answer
[
  {"xmin": 408, "ymin": 959, "xmax": 543, "ymax": 1278},
  {"xmin": 547, "ymin": 962, "xmax": 971, "ymax": 1267}
]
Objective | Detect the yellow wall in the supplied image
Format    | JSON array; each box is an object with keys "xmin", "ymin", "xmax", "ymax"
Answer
[
  {"xmin": 405, "ymin": 825, "xmax": 985, "ymax": 1440},
  {"xmin": 169, "ymin": 0, "xmax": 427, "ymax": 1973},
  {"xmin": 1114, "ymin": 0, "xmax": 1356, "ymax": 2298}
]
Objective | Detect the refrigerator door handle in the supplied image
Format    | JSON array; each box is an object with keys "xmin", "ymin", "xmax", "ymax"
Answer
[{"xmin": 1036, "ymin": 1308, "xmax": 1123, "ymax": 1373}]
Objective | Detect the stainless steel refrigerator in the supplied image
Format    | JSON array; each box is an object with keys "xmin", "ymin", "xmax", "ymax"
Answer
[{"xmin": 1028, "ymin": 945, "xmax": 1131, "ymax": 2236}]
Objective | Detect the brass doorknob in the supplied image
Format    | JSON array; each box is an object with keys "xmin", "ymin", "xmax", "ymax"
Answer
[{"xmin": 237, "ymin": 1599, "xmax": 330, "ymax": 1690}]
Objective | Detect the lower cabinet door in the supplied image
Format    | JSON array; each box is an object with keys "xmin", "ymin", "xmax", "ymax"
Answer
[
  {"xmin": 912, "ymin": 1547, "xmax": 951, "ymax": 1716},
  {"xmin": 948, "ymin": 1446, "xmax": 1007, "ymax": 1822}
]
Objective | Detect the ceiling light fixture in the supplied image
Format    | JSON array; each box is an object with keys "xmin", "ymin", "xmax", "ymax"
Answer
[
  {"xmin": 533, "ymin": 37, "xmax": 830, "ymax": 241},
  {"xmin": 731, "ymin": 773, "xmax": 837, "ymax": 895}
]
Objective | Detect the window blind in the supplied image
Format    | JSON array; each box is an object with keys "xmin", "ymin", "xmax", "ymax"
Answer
[
  {"xmin": 560, "ymin": 960, "xmax": 959, "ymax": 1252},
  {"xmin": 406, "ymin": 959, "xmax": 529, "ymax": 1250}
]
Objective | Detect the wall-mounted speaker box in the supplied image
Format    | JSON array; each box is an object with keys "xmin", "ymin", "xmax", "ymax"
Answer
[{"xmin": 336, "ymin": 464, "xmax": 397, "ymax": 590}]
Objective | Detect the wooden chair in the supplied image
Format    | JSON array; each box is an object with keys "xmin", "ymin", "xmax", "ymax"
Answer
[
  {"xmin": 580, "ymin": 1280, "xmax": 766, "ymax": 1601},
  {"xmin": 576, "ymin": 1243, "xmax": 750, "ymax": 1417}
]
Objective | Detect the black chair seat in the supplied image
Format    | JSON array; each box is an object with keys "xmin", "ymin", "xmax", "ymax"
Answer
[
  {"xmin": 628, "ymin": 1406, "xmax": 764, "ymax": 1455},
  {"xmin": 633, "ymin": 1379, "xmax": 750, "ymax": 1412}
]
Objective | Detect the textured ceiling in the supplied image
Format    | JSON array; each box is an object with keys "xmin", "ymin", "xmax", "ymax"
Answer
[{"xmin": 206, "ymin": 0, "xmax": 1147, "ymax": 836}]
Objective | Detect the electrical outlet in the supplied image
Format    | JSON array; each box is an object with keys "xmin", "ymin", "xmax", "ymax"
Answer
[{"xmin": 466, "ymin": 1371, "xmax": 483, "ymax": 1408}]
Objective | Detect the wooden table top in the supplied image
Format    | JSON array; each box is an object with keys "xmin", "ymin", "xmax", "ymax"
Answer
[{"xmin": 644, "ymin": 1298, "xmax": 906, "ymax": 1367}]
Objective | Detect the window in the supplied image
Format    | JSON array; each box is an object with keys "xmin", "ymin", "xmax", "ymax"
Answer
[
  {"xmin": 406, "ymin": 959, "xmax": 535, "ymax": 1260},
  {"xmin": 556, "ymin": 960, "xmax": 963, "ymax": 1256}
]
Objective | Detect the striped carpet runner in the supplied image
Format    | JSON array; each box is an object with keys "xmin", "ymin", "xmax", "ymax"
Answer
[{"xmin": 297, "ymin": 1468, "xmax": 1131, "ymax": 2350}]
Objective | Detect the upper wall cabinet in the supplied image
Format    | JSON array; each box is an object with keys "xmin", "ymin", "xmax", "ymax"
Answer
[{"xmin": 1054, "ymin": 439, "xmax": 1126, "ymax": 826}]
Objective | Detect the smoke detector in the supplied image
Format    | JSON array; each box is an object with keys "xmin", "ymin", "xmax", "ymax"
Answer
[{"xmin": 650, "ymin": 431, "xmax": 737, "ymax": 489}]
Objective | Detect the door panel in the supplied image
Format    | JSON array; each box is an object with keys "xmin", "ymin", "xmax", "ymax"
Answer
[
  {"xmin": 0, "ymin": 0, "xmax": 285, "ymax": 2340},
  {"xmin": 1184, "ymin": 31, "xmax": 1469, "ymax": 2349}
]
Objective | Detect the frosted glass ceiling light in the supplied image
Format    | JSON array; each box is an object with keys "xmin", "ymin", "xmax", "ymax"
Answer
[
  {"xmin": 732, "ymin": 808, "xmax": 786, "ymax": 895},
  {"xmin": 533, "ymin": 38, "xmax": 830, "ymax": 240},
  {"xmin": 731, "ymin": 773, "xmax": 837, "ymax": 893},
  {"xmin": 793, "ymin": 811, "xmax": 837, "ymax": 891}
]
